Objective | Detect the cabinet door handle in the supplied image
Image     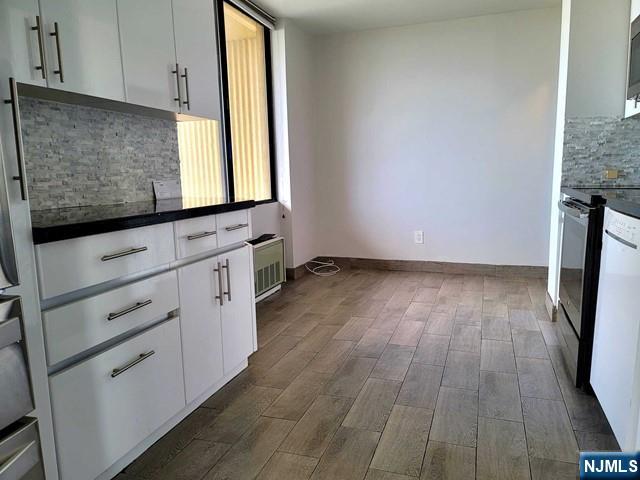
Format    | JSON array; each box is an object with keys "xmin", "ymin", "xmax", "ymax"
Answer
[
  {"xmin": 101, "ymin": 246, "xmax": 148, "ymax": 262},
  {"xmin": 223, "ymin": 258, "xmax": 231, "ymax": 301},
  {"xmin": 50, "ymin": 22, "xmax": 64, "ymax": 82},
  {"xmin": 107, "ymin": 299, "xmax": 152, "ymax": 321},
  {"xmin": 111, "ymin": 350, "xmax": 155, "ymax": 378},
  {"xmin": 224, "ymin": 223, "xmax": 249, "ymax": 232},
  {"xmin": 187, "ymin": 230, "xmax": 216, "ymax": 241},
  {"xmin": 181, "ymin": 67, "xmax": 190, "ymax": 110},
  {"xmin": 3, "ymin": 78, "xmax": 28, "ymax": 201},
  {"xmin": 31, "ymin": 16, "xmax": 47, "ymax": 79},
  {"xmin": 214, "ymin": 262, "xmax": 224, "ymax": 305},
  {"xmin": 172, "ymin": 63, "xmax": 182, "ymax": 106}
]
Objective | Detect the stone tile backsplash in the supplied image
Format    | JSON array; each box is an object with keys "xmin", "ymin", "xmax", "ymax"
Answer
[
  {"xmin": 562, "ymin": 116, "xmax": 640, "ymax": 187},
  {"xmin": 20, "ymin": 97, "xmax": 180, "ymax": 211}
]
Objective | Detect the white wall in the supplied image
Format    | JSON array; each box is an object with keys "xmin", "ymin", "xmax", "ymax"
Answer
[
  {"xmin": 251, "ymin": 21, "xmax": 317, "ymax": 269},
  {"xmin": 565, "ymin": 0, "xmax": 630, "ymax": 118},
  {"xmin": 251, "ymin": 202, "xmax": 281, "ymax": 237},
  {"xmin": 283, "ymin": 22, "xmax": 318, "ymax": 267},
  {"xmin": 312, "ymin": 8, "xmax": 561, "ymax": 266}
]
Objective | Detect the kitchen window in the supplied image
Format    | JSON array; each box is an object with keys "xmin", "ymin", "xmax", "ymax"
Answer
[{"xmin": 219, "ymin": 0, "xmax": 276, "ymax": 203}]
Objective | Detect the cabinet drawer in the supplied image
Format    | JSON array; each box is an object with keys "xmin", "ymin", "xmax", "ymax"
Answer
[
  {"xmin": 216, "ymin": 210, "xmax": 251, "ymax": 248},
  {"xmin": 43, "ymin": 271, "xmax": 179, "ymax": 366},
  {"xmin": 37, "ymin": 223, "xmax": 176, "ymax": 299},
  {"xmin": 49, "ymin": 318, "xmax": 185, "ymax": 480},
  {"xmin": 175, "ymin": 215, "xmax": 218, "ymax": 259}
]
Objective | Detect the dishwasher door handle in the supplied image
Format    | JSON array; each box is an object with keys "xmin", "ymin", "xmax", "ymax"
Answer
[{"xmin": 605, "ymin": 229, "xmax": 638, "ymax": 250}]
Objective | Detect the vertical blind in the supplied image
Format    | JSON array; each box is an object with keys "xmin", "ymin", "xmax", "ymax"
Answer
[
  {"xmin": 177, "ymin": 120, "xmax": 224, "ymax": 203},
  {"xmin": 224, "ymin": 4, "xmax": 272, "ymax": 201}
]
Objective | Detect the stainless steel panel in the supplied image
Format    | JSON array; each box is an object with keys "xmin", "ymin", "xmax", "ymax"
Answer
[
  {"xmin": 0, "ymin": 297, "xmax": 33, "ymax": 431},
  {"xmin": 558, "ymin": 304, "xmax": 579, "ymax": 385},
  {"xmin": 559, "ymin": 202, "xmax": 589, "ymax": 337},
  {"xmin": 0, "ymin": 418, "xmax": 44, "ymax": 480}
]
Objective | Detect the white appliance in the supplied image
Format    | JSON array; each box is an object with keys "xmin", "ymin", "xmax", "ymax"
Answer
[{"xmin": 591, "ymin": 207, "xmax": 640, "ymax": 451}]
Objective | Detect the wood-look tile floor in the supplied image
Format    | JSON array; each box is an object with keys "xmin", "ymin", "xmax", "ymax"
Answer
[{"xmin": 118, "ymin": 268, "xmax": 619, "ymax": 480}]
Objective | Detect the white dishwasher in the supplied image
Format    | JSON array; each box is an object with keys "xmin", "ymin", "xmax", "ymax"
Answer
[{"xmin": 591, "ymin": 207, "xmax": 640, "ymax": 451}]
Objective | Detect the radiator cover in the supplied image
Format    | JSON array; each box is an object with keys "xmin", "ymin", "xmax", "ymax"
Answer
[{"xmin": 253, "ymin": 237, "xmax": 285, "ymax": 297}]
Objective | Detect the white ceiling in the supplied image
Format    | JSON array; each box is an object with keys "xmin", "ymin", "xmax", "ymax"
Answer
[{"xmin": 253, "ymin": 0, "xmax": 560, "ymax": 34}]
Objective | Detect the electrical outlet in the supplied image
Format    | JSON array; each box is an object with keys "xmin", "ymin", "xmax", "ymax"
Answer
[
  {"xmin": 604, "ymin": 169, "xmax": 620, "ymax": 180},
  {"xmin": 414, "ymin": 230, "xmax": 424, "ymax": 244}
]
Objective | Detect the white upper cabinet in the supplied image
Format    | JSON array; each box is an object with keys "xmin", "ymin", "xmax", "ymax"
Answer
[
  {"xmin": 39, "ymin": 0, "xmax": 125, "ymax": 100},
  {"xmin": 172, "ymin": 0, "xmax": 222, "ymax": 119},
  {"xmin": 117, "ymin": 0, "xmax": 179, "ymax": 111},
  {"xmin": 220, "ymin": 246, "xmax": 255, "ymax": 373},
  {"xmin": 0, "ymin": 0, "xmax": 48, "ymax": 86}
]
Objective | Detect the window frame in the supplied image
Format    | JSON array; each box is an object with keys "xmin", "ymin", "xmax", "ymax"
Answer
[{"xmin": 216, "ymin": 0, "xmax": 278, "ymax": 205}]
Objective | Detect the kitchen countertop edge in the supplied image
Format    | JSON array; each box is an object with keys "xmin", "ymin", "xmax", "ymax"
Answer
[
  {"xmin": 605, "ymin": 198, "xmax": 640, "ymax": 220},
  {"xmin": 31, "ymin": 199, "xmax": 256, "ymax": 245}
]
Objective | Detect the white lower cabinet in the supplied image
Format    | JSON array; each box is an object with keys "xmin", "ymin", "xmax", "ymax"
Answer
[
  {"xmin": 220, "ymin": 246, "xmax": 255, "ymax": 374},
  {"xmin": 43, "ymin": 271, "xmax": 179, "ymax": 366},
  {"xmin": 178, "ymin": 257, "xmax": 224, "ymax": 403},
  {"xmin": 36, "ymin": 222, "xmax": 176, "ymax": 299},
  {"xmin": 42, "ymin": 213, "xmax": 257, "ymax": 479},
  {"xmin": 49, "ymin": 318, "xmax": 185, "ymax": 480},
  {"xmin": 179, "ymin": 245, "xmax": 255, "ymax": 403}
]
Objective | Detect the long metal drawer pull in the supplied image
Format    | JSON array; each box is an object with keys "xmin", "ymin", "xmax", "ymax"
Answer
[
  {"xmin": 223, "ymin": 258, "xmax": 231, "ymax": 301},
  {"xmin": 4, "ymin": 78, "xmax": 28, "ymax": 201},
  {"xmin": 187, "ymin": 230, "xmax": 216, "ymax": 241},
  {"xmin": 50, "ymin": 22, "xmax": 64, "ymax": 82},
  {"xmin": 111, "ymin": 350, "xmax": 155, "ymax": 378},
  {"xmin": 32, "ymin": 16, "xmax": 47, "ymax": 79},
  {"xmin": 181, "ymin": 67, "xmax": 191, "ymax": 110},
  {"xmin": 172, "ymin": 63, "xmax": 182, "ymax": 105},
  {"xmin": 101, "ymin": 246, "xmax": 148, "ymax": 262},
  {"xmin": 225, "ymin": 223, "xmax": 249, "ymax": 232},
  {"xmin": 605, "ymin": 229, "xmax": 638, "ymax": 250},
  {"xmin": 107, "ymin": 299, "xmax": 153, "ymax": 321},
  {"xmin": 214, "ymin": 262, "xmax": 224, "ymax": 305}
]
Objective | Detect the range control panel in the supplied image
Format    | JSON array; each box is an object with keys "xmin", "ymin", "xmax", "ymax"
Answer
[{"xmin": 606, "ymin": 209, "xmax": 639, "ymax": 247}]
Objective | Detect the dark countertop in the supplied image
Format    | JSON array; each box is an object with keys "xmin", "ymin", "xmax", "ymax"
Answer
[
  {"xmin": 31, "ymin": 197, "xmax": 256, "ymax": 244},
  {"xmin": 561, "ymin": 186, "xmax": 640, "ymax": 219}
]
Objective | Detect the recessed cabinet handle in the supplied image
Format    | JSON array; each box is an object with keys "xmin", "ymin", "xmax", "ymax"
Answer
[
  {"xmin": 225, "ymin": 223, "xmax": 249, "ymax": 232},
  {"xmin": 223, "ymin": 258, "xmax": 231, "ymax": 302},
  {"xmin": 107, "ymin": 299, "xmax": 152, "ymax": 321},
  {"xmin": 32, "ymin": 16, "xmax": 47, "ymax": 79},
  {"xmin": 214, "ymin": 262, "xmax": 224, "ymax": 305},
  {"xmin": 181, "ymin": 67, "xmax": 190, "ymax": 110},
  {"xmin": 111, "ymin": 350, "xmax": 155, "ymax": 378},
  {"xmin": 172, "ymin": 63, "xmax": 182, "ymax": 105},
  {"xmin": 187, "ymin": 230, "xmax": 216, "ymax": 241},
  {"xmin": 101, "ymin": 246, "xmax": 148, "ymax": 262},
  {"xmin": 4, "ymin": 78, "xmax": 28, "ymax": 201},
  {"xmin": 50, "ymin": 22, "xmax": 64, "ymax": 82}
]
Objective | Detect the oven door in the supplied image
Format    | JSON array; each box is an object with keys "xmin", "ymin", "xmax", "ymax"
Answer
[{"xmin": 558, "ymin": 198, "xmax": 591, "ymax": 338}]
